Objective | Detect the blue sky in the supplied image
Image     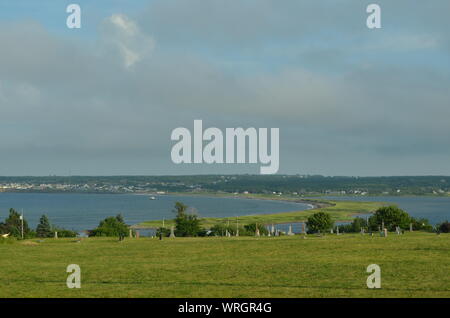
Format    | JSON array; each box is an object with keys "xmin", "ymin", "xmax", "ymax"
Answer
[
  {"xmin": 0, "ymin": 0, "xmax": 149, "ymax": 39},
  {"xmin": 0, "ymin": 1, "xmax": 449, "ymax": 176}
]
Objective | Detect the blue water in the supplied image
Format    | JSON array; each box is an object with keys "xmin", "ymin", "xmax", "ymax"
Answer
[
  {"xmin": 2, "ymin": 193, "xmax": 447, "ymax": 236},
  {"xmin": 323, "ymin": 196, "xmax": 450, "ymax": 225},
  {"xmin": 0, "ymin": 193, "xmax": 309, "ymax": 232}
]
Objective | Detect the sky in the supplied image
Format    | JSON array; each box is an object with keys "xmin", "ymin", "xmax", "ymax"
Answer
[{"xmin": 0, "ymin": 0, "xmax": 449, "ymax": 176}]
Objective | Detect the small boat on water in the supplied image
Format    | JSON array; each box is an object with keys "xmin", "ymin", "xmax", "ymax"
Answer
[{"xmin": 149, "ymin": 196, "xmax": 156, "ymax": 200}]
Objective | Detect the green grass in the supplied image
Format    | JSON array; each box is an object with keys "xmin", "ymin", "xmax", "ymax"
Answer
[
  {"xmin": 137, "ymin": 195, "xmax": 383, "ymax": 229},
  {"xmin": 0, "ymin": 232, "xmax": 449, "ymax": 297}
]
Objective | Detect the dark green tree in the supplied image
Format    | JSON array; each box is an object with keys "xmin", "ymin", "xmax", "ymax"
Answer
[
  {"xmin": 36, "ymin": 214, "xmax": 53, "ymax": 238},
  {"xmin": 173, "ymin": 202, "xmax": 203, "ymax": 237},
  {"xmin": 410, "ymin": 217, "xmax": 433, "ymax": 232},
  {"xmin": 173, "ymin": 202, "xmax": 188, "ymax": 217},
  {"xmin": 369, "ymin": 205, "xmax": 411, "ymax": 231},
  {"xmin": 1, "ymin": 208, "xmax": 33, "ymax": 238},
  {"xmin": 439, "ymin": 221, "xmax": 450, "ymax": 233},
  {"xmin": 156, "ymin": 227, "xmax": 171, "ymax": 237},
  {"xmin": 89, "ymin": 214, "xmax": 129, "ymax": 237},
  {"xmin": 306, "ymin": 211, "xmax": 333, "ymax": 233},
  {"xmin": 350, "ymin": 217, "xmax": 368, "ymax": 232},
  {"xmin": 116, "ymin": 214, "xmax": 125, "ymax": 224}
]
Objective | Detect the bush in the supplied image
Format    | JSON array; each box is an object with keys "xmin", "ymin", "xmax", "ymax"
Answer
[
  {"xmin": 54, "ymin": 228, "xmax": 78, "ymax": 238},
  {"xmin": 35, "ymin": 214, "xmax": 78, "ymax": 238},
  {"xmin": 209, "ymin": 223, "xmax": 251, "ymax": 236},
  {"xmin": 369, "ymin": 205, "xmax": 411, "ymax": 231},
  {"xmin": 208, "ymin": 223, "xmax": 269, "ymax": 236},
  {"xmin": 156, "ymin": 227, "xmax": 171, "ymax": 237},
  {"xmin": 173, "ymin": 202, "xmax": 203, "ymax": 237},
  {"xmin": 210, "ymin": 223, "xmax": 237, "ymax": 236},
  {"xmin": 306, "ymin": 212, "xmax": 333, "ymax": 233},
  {"xmin": 243, "ymin": 223, "xmax": 268, "ymax": 236},
  {"xmin": 337, "ymin": 217, "xmax": 373, "ymax": 233},
  {"xmin": 438, "ymin": 221, "xmax": 450, "ymax": 233},
  {"xmin": 411, "ymin": 217, "xmax": 433, "ymax": 232},
  {"xmin": 336, "ymin": 223, "xmax": 352, "ymax": 233},
  {"xmin": 89, "ymin": 214, "xmax": 130, "ymax": 237}
]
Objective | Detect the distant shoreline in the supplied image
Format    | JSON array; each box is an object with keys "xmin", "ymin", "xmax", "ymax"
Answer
[{"xmin": 1, "ymin": 189, "xmax": 448, "ymax": 198}]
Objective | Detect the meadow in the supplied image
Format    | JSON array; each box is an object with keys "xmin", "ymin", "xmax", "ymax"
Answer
[{"xmin": 1, "ymin": 232, "xmax": 449, "ymax": 298}]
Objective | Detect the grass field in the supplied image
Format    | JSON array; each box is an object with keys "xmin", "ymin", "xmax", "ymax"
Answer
[
  {"xmin": 1, "ymin": 232, "xmax": 449, "ymax": 298},
  {"xmin": 137, "ymin": 196, "xmax": 384, "ymax": 229}
]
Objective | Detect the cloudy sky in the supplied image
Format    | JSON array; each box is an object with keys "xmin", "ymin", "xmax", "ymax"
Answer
[{"xmin": 0, "ymin": 0, "xmax": 449, "ymax": 176}]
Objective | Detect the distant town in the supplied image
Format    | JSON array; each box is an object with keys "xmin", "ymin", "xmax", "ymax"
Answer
[{"xmin": 0, "ymin": 175, "xmax": 449, "ymax": 196}]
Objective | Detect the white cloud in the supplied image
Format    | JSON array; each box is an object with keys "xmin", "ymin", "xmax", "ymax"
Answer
[{"xmin": 102, "ymin": 14, "xmax": 155, "ymax": 68}]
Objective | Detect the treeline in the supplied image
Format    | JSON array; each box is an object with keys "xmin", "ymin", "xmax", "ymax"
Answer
[
  {"xmin": 0, "ymin": 209, "xmax": 77, "ymax": 239},
  {"xmin": 307, "ymin": 206, "xmax": 450, "ymax": 234},
  {"xmin": 0, "ymin": 208, "xmax": 133, "ymax": 241},
  {"xmin": 3, "ymin": 204, "xmax": 449, "ymax": 242},
  {"xmin": 2, "ymin": 175, "xmax": 450, "ymax": 195}
]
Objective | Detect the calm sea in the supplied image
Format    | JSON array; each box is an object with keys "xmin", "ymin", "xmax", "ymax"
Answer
[{"xmin": 0, "ymin": 192, "xmax": 309, "ymax": 232}]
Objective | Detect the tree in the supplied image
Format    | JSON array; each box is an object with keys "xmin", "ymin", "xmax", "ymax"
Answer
[
  {"xmin": 0, "ymin": 208, "xmax": 33, "ymax": 238},
  {"xmin": 306, "ymin": 211, "xmax": 333, "ymax": 233},
  {"xmin": 115, "ymin": 214, "xmax": 125, "ymax": 224},
  {"xmin": 438, "ymin": 221, "xmax": 450, "ymax": 233},
  {"xmin": 173, "ymin": 202, "xmax": 188, "ymax": 218},
  {"xmin": 410, "ymin": 217, "xmax": 433, "ymax": 232},
  {"xmin": 369, "ymin": 205, "xmax": 411, "ymax": 231},
  {"xmin": 36, "ymin": 214, "xmax": 53, "ymax": 238},
  {"xmin": 350, "ymin": 217, "xmax": 367, "ymax": 232},
  {"xmin": 337, "ymin": 217, "xmax": 368, "ymax": 233},
  {"xmin": 89, "ymin": 214, "xmax": 129, "ymax": 237},
  {"xmin": 173, "ymin": 202, "xmax": 203, "ymax": 237}
]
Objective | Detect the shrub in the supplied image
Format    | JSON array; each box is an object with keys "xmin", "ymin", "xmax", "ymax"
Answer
[
  {"xmin": 210, "ymin": 223, "xmax": 239, "ymax": 236},
  {"xmin": 89, "ymin": 214, "xmax": 130, "ymax": 237},
  {"xmin": 306, "ymin": 212, "xmax": 333, "ymax": 233},
  {"xmin": 54, "ymin": 228, "xmax": 78, "ymax": 238},
  {"xmin": 243, "ymin": 223, "xmax": 269, "ymax": 236},
  {"xmin": 438, "ymin": 221, "xmax": 450, "ymax": 233},
  {"xmin": 336, "ymin": 217, "xmax": 372, "ymax": 233},
  {"xmin": 369, "ymin": 205, "xmax": 411, "ymax": 231},
  {"xmin": 411, "ymin": 217, "xmax": 433, "ymax": 232},
  {"xmin": 156, "ymin": 227, "xmax": 171, "ymax": 237},
  {"xmin": 173, "ymin": 202, "xmax": 203, "ymax": 237}
]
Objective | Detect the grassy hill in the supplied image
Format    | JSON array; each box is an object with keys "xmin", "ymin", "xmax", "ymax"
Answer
[{"xmin": 1, "ymin": 232, "xmax": 449, "ymax": 297}]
